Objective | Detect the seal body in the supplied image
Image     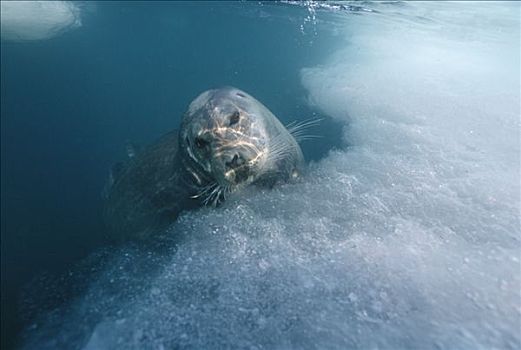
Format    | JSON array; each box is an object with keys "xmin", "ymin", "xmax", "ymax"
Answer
[
  {"xmin": 103, "ymin": 131, "xmax": 197, "ymax": 240},
  {"xmin": 104, "ymin": 87, "xmax": 304, "ymax": 240}
]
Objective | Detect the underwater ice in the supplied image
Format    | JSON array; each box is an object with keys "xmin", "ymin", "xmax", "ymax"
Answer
[
  {"xmin": 0, "ymin": 1, "xmax": 81, "ymax": 41},
  {"xmin": 22, "ymin": 2, "xmax": 520, "ymax": 349}
]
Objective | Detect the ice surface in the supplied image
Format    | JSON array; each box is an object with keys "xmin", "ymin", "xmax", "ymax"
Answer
[
  {"xmin": 0, "ymin": 1, "xmax": 81, "ymax": 41},
  {"xmin": 21, "ymin": 2, "xmax": 520, "ymax": 349}
]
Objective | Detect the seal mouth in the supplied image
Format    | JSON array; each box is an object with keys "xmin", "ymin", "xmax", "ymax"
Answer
[
  {"xmin": 190, "ymin": 156, "xmax": 253, "ymax": 207},
  {"xmin": 215, "ymin": 151, "xmax": 255, "ymax": 186},
  {"xmin": 223, "ymin": 165, "xmax": 251, "ymax": 185}
]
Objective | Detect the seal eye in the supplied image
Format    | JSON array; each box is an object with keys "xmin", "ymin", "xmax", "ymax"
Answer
[
  {"xmin": 195, "ymin": 137, "xmax": 208, "ymax": 149},
  {"xmin": 229, "ymin": 111, "xmax": 240, "ymax": 126}
]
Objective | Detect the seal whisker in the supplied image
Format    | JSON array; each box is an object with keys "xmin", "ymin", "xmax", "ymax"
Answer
[
  {"xmin": 291, "ymin": 134, "xmax": 323, "ymax": 142},
  {"xmin": 286, "ymin": 117, "xmax": 323, "ymax": 133},
  {"xmin": 203, "ymin": 187, "xmax": 215, "ymax": 206},
  {"xmin": 198, "ymin": 183, "xmax": 219, "ymax": 203},
  {"xmin": 268, "ymin": 133, "xmax": 293, "ymax": 161},
  {"xmin": 286, "ymin": 118, "xmax": 323, "ymax": 143},
  {"xmin": 206, "ymin": 184, "xmax": 224, "ymax": 207},
  {"xmin": 191, "ymin": 182, "xmax": 218, "ymax": 199},
  {"xmin": 210, "ymin": 185, "xmax": 224, "ymax": 207}
]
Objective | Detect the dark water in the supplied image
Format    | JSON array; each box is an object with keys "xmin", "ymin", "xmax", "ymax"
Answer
[
  {"xmin": 2, "ymin": 1, "xmax": 520, "ymax": 349},
  {"xmin": 1, "ymin": 2, "xmax": 342, "ymax": 348}
]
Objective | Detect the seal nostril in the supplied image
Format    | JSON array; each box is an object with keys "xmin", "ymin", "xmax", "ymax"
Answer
[{"xmin": 226, "ymin": 154, "xmax": 240, "ymax": 169}]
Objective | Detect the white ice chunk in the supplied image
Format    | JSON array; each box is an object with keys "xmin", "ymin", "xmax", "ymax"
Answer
[{"xmin": 1, "ymin": 1, "xmax": 81, "ymax": 41}]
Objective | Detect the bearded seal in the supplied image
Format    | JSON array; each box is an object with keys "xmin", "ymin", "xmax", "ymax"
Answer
[{"xmin": 103, "ymin": 87, "xmax": 305, "ymax": 240}]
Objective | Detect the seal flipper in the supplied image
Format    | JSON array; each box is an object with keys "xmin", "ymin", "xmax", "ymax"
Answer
[
  {"xmin": 102, "ymin": 141, "xmax": 138, "ymax": 199},
  {"xmin": 102, "ymin": 162, "xmax": 126, "ymax": 199},
  {"xmin": 111, "ymin": 162, "xmax": 126, "ymax": 182},
  {"xmin": 125, "ymin": 141, "xmax": 139, "ymax": 159}
]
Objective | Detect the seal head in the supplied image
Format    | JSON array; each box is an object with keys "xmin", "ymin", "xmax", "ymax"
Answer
[{"xmin": 179, "ymin": 87, "xmax": 304, "ymax": 205}]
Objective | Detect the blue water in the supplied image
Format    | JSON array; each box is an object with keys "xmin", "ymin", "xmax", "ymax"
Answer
[{"xmin": 1, "ymin": 1, "xmax": 520, "ymax": 349}]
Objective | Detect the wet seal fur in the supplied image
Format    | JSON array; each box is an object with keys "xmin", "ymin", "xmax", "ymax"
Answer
[{"xmin": 104, "ymin": 87, "xmax": 305, "ymax": 240}]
